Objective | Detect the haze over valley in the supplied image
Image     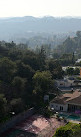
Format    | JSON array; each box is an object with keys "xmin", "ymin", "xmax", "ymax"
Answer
[{"xmin": 0, "ymin": 16, "xmax": 81, "ymax": 48}]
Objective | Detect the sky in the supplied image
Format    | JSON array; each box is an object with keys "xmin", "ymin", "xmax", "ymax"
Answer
[{"xmin": 0, "ymin": 0, "xmax": 81, "ymax": 17}]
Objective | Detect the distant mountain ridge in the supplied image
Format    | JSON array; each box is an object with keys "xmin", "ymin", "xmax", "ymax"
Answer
[
  {"xmin": 0, "ymin": 16, "xmax": 81, "ymax": 47},
  {"xmin": 0, "ymin": 16, "xmax": 81, "ymax": 33}
]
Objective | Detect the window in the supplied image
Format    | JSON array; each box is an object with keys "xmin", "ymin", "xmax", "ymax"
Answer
[
  {"xmin": 60, "ymin": 83, "xmax": 63, "ymax": 85},
  {"xmin": 60, "ymin": 106, "xmax": 63, "ymax": 111},
  {"xmin": 51, "ymin": 104, "xmax": 53, "ymax": 107},
  {"xmin": 62, "ymin": 107, "xmax": 63, "ymax": 110}
]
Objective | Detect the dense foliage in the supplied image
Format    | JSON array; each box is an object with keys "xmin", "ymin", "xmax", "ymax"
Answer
[
  {"xmin": 53, "ymin": 122, "xmax": 81, "ymax": 137},
  {"xmin": 0, "ymin": 41, "xmax": 63, "ymax": 122},
  {"xmin": 53, "ymin": 31, "xmax": 81, "ymax": 66}
]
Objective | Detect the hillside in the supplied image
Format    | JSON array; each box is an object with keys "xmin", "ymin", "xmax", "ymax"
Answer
[
  {"xmin": 0, "ymin": 16, "xmax": 81, "ymax": 48},
  {"xmin": 0, "ymin": 16, "xmax": 81, "ymax": 34}
]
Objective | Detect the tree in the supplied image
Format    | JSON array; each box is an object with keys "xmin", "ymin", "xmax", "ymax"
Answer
[
  {"xmin": 48, "ymin": 59, "xmax": 63, "ymax": 79},
  {"xmin": 8, "ymin": 49, "xmax": 23, "ymax": 61},
  {"xmin": 5, "ymin": 41, "xmax": 16, "ymax": 49},
  {"xmin": 66, "ymin": 67, "xmax": 74, "ymax": 75},
  {"xmin": 76, "ymin": 31, "xmax": 81, "ymax": 38},
  {"xmin": 38, "ymin": 46, "xmax": 46, "ymax": 70},
  {"xmin": 42, "ymin": 44, "xmax": 51, "ymax": 57},
  {"xmin": 74, "ymin": 68, "xmax": 80, "ymax": 75},
  {"xmin": 17, "ymin": 62, "xmax": 35, "ymax": 80},
  {"xmin": 33, "ymin": 71, "xmax": 53, "ymax": 93},
  {"xmin": 12, "ymin": 76, "xmax": 27, "ymax": 97},
  {"xmin": 0, "ymin": 57, "xmax": 16, "ymax": 82},
  {"xmin": 0, "ymin": 94, "xmax": 7, "ymax": 120},
  {"xmin": 22, "ymin": 52, "xmax": 40, "ymax": 71},
  {"xmin": 52, "ymin": 52, "xmax": 60, "ymax": 59},
  {"xmin": 72, "ymin": 52, "xmax": 75, "ymax": 65},
  {"xmin": 0, "ymin": 44, "xmax": 8, "ymax": 57},
  {"xmin": 60, "ymin": 53, "xmax": 75, "ymax": 66},
  {"xmin": 33, "ymin": 71, "xmax": 55, "ymax": 105},
  {"xmin": 10, "ymin": 98, "xmax": 24, "ymax": 114}
]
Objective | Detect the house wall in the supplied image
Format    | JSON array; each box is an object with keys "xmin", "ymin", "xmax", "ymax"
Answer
[
  {"xmin": 50, "ymin": 103, "xmax": 68, "ymax": 112},
  {"xmin": 56, "ymin": 81, "xmax": 71, "ymax": 88},
  {"xmin": 68, "ymin": 103, "xmax": 81, "ymax": 112},
  {"xmin": 56, "ymin": 80, "xmax": 75, "ymax": 88}
]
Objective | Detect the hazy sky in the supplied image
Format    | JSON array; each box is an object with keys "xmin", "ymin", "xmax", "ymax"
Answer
[{"xmin": 0, "ymin": 0, "xmax": 81, "ymax": 17}]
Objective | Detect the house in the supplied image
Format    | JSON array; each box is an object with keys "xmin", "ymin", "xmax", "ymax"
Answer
[
  {"xmin": 56, "ymin": 78, "xmax": 81, "ymax": 89},
  {"xmin": 50, "ymin": 90, "xmax": 81, "ymax": 112},
  {"xmin": 44, "ymin": 95, "xmax": 49, "ymax": 102},
  {"xmin": 56, "ymin": 79, "xmax": 75, "ymax": 88},
  {"xmin": 76, "ymin": 59, "xmax": 81, "ymax": 63}
]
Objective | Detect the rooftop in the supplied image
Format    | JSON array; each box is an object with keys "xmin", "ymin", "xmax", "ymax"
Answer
[{"xmin": 51, "ymin": 90, "xmax": 81, "ymax": 105}]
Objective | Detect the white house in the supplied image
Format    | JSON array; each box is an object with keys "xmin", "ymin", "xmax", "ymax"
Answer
[
  {"xmin": 44, "ymin": 95, "xmax": 49, "ymax": 102},
  {"xmin": 50, "ymin": 90, "xmax": 81, "ymax": 112},
  {"xmin": 56, "ymin": 79, "xmax": 75, "ymax": 88}
]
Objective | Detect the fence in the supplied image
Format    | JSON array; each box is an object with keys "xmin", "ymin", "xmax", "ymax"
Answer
[{"xmin": 0, "ymin": 107, "xmax": 35, "ymax": 134}]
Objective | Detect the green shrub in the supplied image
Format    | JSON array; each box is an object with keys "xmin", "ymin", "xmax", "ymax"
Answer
[
  {"xmin": 53, "ymin": 122, "xmax": 81, "ymax": 137},
  {"xmin": 44, "ymin": 109, "xmax": 53, "ymax": 118},
  {"xmin": 55, "ymin": 127, "xmax": 73, "ymax": 137}
]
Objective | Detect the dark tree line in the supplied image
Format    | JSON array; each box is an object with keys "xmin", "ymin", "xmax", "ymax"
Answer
[{"xmin": 0, "ymin": 41, "xmax": 63, "ymax": 122}]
